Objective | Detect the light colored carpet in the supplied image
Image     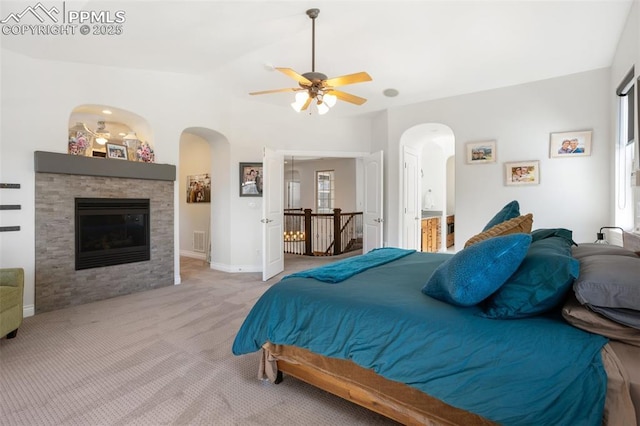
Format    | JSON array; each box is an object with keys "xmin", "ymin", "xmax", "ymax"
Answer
[{"xmin": 0, "ymin": 253, "xmax": 398, "ymax": 425}]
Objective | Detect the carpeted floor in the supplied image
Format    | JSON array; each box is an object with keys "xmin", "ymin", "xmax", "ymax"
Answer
[{"xmin": 0, "ymin": 253, "xmax": 399, "ymax": 425}]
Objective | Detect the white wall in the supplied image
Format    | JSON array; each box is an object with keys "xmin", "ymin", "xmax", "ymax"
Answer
[
  {"xmin": 385, "ymin": 68, "xmax": 612, "ymax": 247},
  {"xmin": 179, "ymin": 133, "xmax": 211, "ymax": 259},
  {"xmin": 285, "ymin": 158, "xmax": 357, "ymax": 212}
]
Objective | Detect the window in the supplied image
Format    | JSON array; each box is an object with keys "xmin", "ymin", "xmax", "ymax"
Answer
[
  {"xmin": 617, "ymin": 67, "xmax": 635, "ymax": 146},
  {"xmin": 316, "ymin": 170, "xmax": 334, "ymax": 213},
  {"xmin": 615, "ymin": 67, "xmax": 637, "ymax": 232}
]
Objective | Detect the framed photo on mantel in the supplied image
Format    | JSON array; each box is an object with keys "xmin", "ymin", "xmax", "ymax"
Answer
[{"xmin": 106, "ymin": 143, "xmax": 128, "ymax": 160}]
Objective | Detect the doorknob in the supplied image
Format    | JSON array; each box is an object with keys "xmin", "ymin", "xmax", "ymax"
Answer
[
  {"xmin": 374, "ymin": 218, "xmax": 384, "ymax": 223},
  {"xmin": 260, "ymin": 218, "xmax": 273, "ymax": 223}
]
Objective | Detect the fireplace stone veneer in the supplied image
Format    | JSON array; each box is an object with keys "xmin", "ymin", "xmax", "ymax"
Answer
[{"xmin": 34, "ymin": 151, "xmax": 175, "ymax": 314}]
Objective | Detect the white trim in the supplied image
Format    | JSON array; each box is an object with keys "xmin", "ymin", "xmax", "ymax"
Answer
[
  {"xmin": 209, "ymin": 262, "xmax": 261, "ymax": 273},
  {"xmin": 23, "ymin": 304, "xmax": 35, "ymax": 318},
  {"xmin": 278, "ymin": 150, "xmax": 369, "ymax": 159},
  {"xmin": 180, "ymin": 249, "xmax": 207, "ymax": 260}
]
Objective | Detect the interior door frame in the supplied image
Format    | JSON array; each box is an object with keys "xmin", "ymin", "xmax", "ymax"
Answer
[{"xmin": 270, "ymin": 149, "xmax": 372, "ymax": 267}]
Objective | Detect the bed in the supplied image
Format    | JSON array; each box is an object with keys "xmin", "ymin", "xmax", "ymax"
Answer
[{"xmin": 233, "ymin": 202, "xmax": 640, "ymax": 425}]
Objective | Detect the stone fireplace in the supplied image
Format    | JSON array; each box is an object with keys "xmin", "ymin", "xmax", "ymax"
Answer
[{"xmin": 34, "ymin": 151, "xmax": 176, "ymax": 314}]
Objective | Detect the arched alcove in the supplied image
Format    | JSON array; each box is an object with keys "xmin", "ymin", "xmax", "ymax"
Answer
[{"xmin": 68, "ymin": 104, "xmax": 154, "ymax": 161}]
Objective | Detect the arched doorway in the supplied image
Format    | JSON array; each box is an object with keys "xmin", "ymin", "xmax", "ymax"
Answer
[
  {"xmin": 179, "ymin": 127, "xmax": 230, "ymax": 280},
  {"xmin": 399, "ymin": 123, "xmax": 455, "ymax": 252}
]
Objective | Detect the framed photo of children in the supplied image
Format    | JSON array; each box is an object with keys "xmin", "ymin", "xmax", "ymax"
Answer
[
  {"xmin": 466, "ymin": 140, "xmax": 496, "ymax": 164},
  {"xmin": 239, "ymin": 163, "xmax": 263, "ymax": 197},
  {"xmin": 186, "ymin": 173, "xmax": 211, "ymax": 203},
  {"xmin": 106, "ymin": 143, "xmax": 128, "ymax": 160},
  {"xmin": 505, "ymin": 161, "xmax": 540, "ymax": 186},
  {"xmin": 549, "ymin": 130, "xmax": 592, "ymax": 158}
]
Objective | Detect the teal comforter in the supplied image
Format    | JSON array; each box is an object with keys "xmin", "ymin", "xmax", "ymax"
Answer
[{"xmin": 232, "ymin": 252, "xmax": 608, "ymax": 425}]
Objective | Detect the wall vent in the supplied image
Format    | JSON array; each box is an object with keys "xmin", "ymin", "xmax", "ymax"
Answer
[{"xmin": 193, "ymin": 231, "xmax": 207, "ymax": 253}]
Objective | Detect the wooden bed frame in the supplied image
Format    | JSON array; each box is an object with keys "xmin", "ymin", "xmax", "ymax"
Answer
[{"xmin": 265, "ymin": 343, "xmax": 495, "ymax": 425}]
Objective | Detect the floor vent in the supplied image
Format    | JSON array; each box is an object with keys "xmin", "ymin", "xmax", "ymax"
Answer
[{"xmin": 193, "ymin": 231, "xmax": 207, "ymax": 253}]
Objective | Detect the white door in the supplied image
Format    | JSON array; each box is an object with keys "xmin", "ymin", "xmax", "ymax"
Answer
[
  {"xmin": 262, "ymin": 147, "xmax": 284, "ymax": 281},
  {"xmin": 363, "ymin": 150, "xmax": 384, "ymax": 252},
  {"xmin": 402, "ymin": 145, "xmax": 421, "ymax": 250}
]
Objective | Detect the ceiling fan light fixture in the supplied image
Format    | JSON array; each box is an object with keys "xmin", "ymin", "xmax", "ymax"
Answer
[
  {"xmin": 291, "ymin": 92, "xmax": 309, "ymax": 112},
  {"xmin": 323, "ymin": 93, "xmax": 337, "ymax": 107},
  {"xmin": 316, "ymin": 102, "xmax": 330, "ymax": 115}
]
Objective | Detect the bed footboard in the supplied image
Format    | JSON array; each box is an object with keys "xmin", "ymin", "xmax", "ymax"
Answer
[{"xmin": 262, "ymin": 343, "xmax": 496, "ymax": 426}]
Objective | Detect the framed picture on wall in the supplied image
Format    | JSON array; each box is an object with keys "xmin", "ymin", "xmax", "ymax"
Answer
[
  {"xmin": 239, "ymin": 162, "xmax": 263, "ymax": 197},
  {"xmin": 106, "ymin": 143, "xmax": 128, "ymax": 160},
  {"xmin": 549, "ymin": 130, "xmax": 592, "ymax": 158},
  {"xmin": 466, "ymin": 140, "xmax": 496, "ymax": 164},
  {"xmin": 505, "ymin": 161, "xmax": 540, "ymax": 186},
  {"xmin": 186, "ymin": 173, "xmax": 211, "ymax": 203}
]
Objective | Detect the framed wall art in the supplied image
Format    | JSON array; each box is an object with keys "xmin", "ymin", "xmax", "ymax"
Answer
[
  {"xmin": 186, "ymin": 173, "xmax": 211, "ymax": 203},
  {"xmin": 239, "ymin": 162, "xmax": 263, "ymax": 197},
  {"xmin": 466, "ymin": 140, "xmax": 496, "ymax": 164},
  {"xmin": 549, "ymin": 130, "xmax": 592, "ymax": 158},
  {"xmin": 505, "ymin": 161, "xmax": 540, "ymax": 186},
  {"xmin": 106, "ymin": 143, "xmax": 128, "ymax": 160}
]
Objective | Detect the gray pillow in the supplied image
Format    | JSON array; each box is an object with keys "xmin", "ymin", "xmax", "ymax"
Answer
[
  {"xmin": 562, "ymin": 294, "xmax": 640, "ymax": 346},
  {"xmin": 587, "ymin": 305, "xmax": 640, "ymax": 330},
  {"xmin": 573, "ymin": 255, "xmax": 640, "ymax": 310},
  {"xmin": 572, "ymin": 243, "xmax": 639, "ymax": 260}
]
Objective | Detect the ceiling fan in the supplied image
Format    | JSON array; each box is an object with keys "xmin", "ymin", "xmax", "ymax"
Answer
[{"xmin": 249, "ymin": 8, "xmax": 372, "ymax": 114}]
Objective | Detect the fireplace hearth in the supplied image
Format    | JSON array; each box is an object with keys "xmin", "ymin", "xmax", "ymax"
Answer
[{"xmin": 75, "ymin": 198, "xmax": 150, "ymax": 270}]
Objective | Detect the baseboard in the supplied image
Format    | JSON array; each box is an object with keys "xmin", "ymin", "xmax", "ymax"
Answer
[
  {"xmin": 23, "ymin": 304, "xmax": 35, "ymax": 318},
  {"xmin": 180, "ymin": 250, "xmax": 207, "ymax": 260},
  {"xmin": 209, "ymin": 262, "xmax": 261, "ymax": 273}
]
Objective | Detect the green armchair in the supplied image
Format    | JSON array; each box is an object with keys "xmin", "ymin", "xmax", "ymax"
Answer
[{"xmin": 0, "ymin": 268, "xmax": 24, "ymax": 339}]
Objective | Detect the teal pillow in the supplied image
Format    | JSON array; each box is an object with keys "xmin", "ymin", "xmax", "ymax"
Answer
[
  {"xmin": 482, "ymin": 236, "xmax": 580, "ymax": 319},
  {"xmin": 483, "ymin": 200, "xmax": 520, "ymax": 231},
  {"xmin": 422, "ymin": 234, "xmax": 532, "ymax": 307},
  {"xmin": 531, "ymin": 228, "xmax": 576, "ymax": 245}
]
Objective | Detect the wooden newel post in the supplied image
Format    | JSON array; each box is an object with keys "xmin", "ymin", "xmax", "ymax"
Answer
[
  {"xmin": 304, "ymin": 209, "xmax": 313, "ymax": 256},
  {"xmin": 333, "ymin": 208, "xmax": 342, "ymax": 256}
]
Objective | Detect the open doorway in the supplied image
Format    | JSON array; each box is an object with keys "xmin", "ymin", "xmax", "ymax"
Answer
[
  {"xmin": 400, "ymin": 123, "xmax": 455, "ymax": 252},
  {"xmin": 267, "ymin": 149, "xmax": 380, "ymax": 277},
  {"xmin": 178, "ymin": 127, "xmax": 231, "ymax": 282},
  {"xmin": 281, "ymin": 155, "xmax": 362, "ymax": 267}
]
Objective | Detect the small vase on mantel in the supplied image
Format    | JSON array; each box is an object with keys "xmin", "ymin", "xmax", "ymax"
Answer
[
  {"xmin": 68, "ymin": 122, "xmax": 92, "ymax": 156},
  {"xmin": 122, "ymin": 131, "xmax": 140, "ymax": 161}
]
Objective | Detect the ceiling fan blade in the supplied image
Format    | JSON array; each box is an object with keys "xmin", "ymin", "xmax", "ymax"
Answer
[
  {"xmin": 324, "ymin": 72, "xmax": 372, "ymax": 88},
  {"xmin": 249, "ymin": 87, "xmax": 299, "ymax": 95},
  {"xmin": 276, "ymin": 68, "xmax": 312, "ymax": 85},
  {"xmin": 300, "ymin": 96, "xmax": 313, "ymax": 111},
  {"xmin": 328, "ymin": 90, "xmax": 367, "ymax": 105}
]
